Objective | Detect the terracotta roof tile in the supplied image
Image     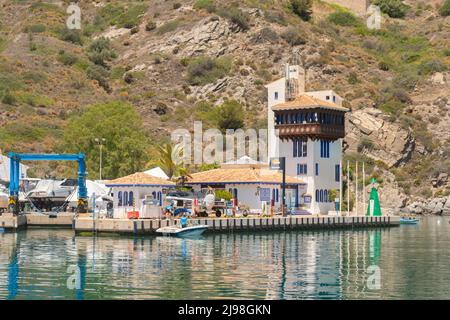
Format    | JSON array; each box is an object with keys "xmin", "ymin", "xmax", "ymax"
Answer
[
  {"xmin": 106, "ymin": 172, "xmax": 175, "ymax": 186},
  {"xmin": 186, "ymin": 166, "xmax": 304, "ymax": 185},
  {"xmin": 272, "ymin": 94, "xmax": 348, "ymax": 112}
]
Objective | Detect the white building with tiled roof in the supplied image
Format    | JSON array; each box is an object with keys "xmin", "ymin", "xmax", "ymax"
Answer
[
  {"xmin": 186, "ymin": 163, "xmax": 306, "ymax": 212},
  {"xmin": 105, "ymin": 171, "xmax": 175, "ymax": 218},
  {"xmin": 265, "ymin": 64, "xmax": 348, "ymax": 214}
]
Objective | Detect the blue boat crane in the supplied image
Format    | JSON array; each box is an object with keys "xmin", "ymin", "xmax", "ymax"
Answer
[{"xmin": 8, "ymin": 153, "xmax": 88, "ymax": 214}]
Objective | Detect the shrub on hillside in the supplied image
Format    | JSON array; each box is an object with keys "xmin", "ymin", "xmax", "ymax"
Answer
[
  {"xmin": 87, "ymin": 37, "xmax": 117, "ymax": 68},
  {"xmin": 186, "ymin": 56, "xmax": 232, "ymax": 86},
  {"xmin": 157, "ymin": 20, "xmax": 181, "ymax": 34},
  {"xmin": 145, "ymin": 21, "xmax": 156, "ymax": 31},
  {"xmin": 218, "ymin": 6, "xmax": 250, "ymax": 30},
  {"xmin": 58, "ymin": 28, "xmax": 83, "ymax": 45},
  {"xmin": 289, "ymin": 0, "xmax": 312, "ymax": 21},
  {"xmin": 327, "ymin": 11, "xmax": 360, "ymax": 27},
  {"xmin": 281, "ymin": 27, "xmax": 306, "ymax": 46},
  {"xmin": 418, "ymin": 58, "xmax": 448, "ymax": 75},
  {"xmin": 86, "ymin": 65, "xmax": 111, "ymax": 92},
  {"xmin": 373, "ymin": 0, "xmax": 409, "ymax": 18},
  {"xmin": 57, "ymin": 51, "xmax": 78, "ymax": 66},
  {"xmin": 215, "ymin": 100, "xmax": 245, "ymax": 132},
  {"xmin": 439, "ymin": 0, "xmax": 450, "ymax": 16},
  {"xmin": 194, "ymin": 0, "xmax": 216, "ymax": 12}
]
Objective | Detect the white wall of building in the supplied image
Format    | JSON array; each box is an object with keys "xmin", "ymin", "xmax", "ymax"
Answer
[
  {"xmin": 109, "ymin": 185, "xmax": 168, "ymax": 218},
  {"xmin": 189, "ymin": 183, "xmax": 305, "ymax": 213}
]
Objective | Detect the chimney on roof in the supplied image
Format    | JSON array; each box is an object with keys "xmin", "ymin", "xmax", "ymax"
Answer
[{"xmin": 285, "ymin": 63, "xmax": 305, "ymax": 101}]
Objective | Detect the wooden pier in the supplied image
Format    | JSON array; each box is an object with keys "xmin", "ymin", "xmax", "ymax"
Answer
[
  {"xmin": 74, "ymin": 215, "xmax": 400, "ymax": 235},
  {"xmin": 1, "ymin": 213, "xmax": 400, "ymax": 234}
]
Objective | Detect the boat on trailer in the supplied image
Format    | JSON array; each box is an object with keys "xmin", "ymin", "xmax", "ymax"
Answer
[{"xmin": 156, "ymin": 224, "xmax": 209, "ymax": 238}]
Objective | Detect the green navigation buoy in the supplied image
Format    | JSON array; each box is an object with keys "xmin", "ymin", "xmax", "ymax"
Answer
[{"xmin": 367, "ymin": 178, "xmax": 382, "ymax": 216}]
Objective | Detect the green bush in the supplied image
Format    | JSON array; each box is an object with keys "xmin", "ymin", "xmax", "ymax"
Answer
[
  {"xmin": 327, "ymin": 11, "xmax": 360, "ymax": 26},
  {"xmin": 194, "ymin": 0, "xmax": 216, "ymax": 13},
  {"xmin": 157, "ymin": 20, "xmax": 181, "ymax": 34},
  {"xmin": 86, "ymin": 65, "xmax": 111, "ymax": 92},
  {"xmin": 25, "ymin": 24, "xmax": 46, "ymax": 33},
  {"xmin": 218, "ymin": 6, "xmax": 250, "ymax": 30},
  {"xmin": 357, "ymin": 138, "xmax": 375, "ymax": 152},
  {"xmin": 58, "ymin": 28, "xmax": 83, "ymax": 45},
  {"xmin": 439, "ymin": 0, "xmax": 450, "ymax": 16},
  {"xmin": 373, "ymin": 0, "xmax": 409, "ymax": 18},
  {"xmin": 145, "ymin": 21, "xmax": 156, "ymax": 31},
  {"xmin": 186, "ymin": 56, "xmax": 232, "ymax": 86},
  {"xmin": 57, "ymin": 51, "xmax": 78, "ymax": 66},
  {"xmin": 215, "ymin": 190, "xmax": 233, "ymax": 201},
  {"xmin": 289, "ymin": 0, "xmax": 312, "ymax": 21},
  {"xmin": 87, "ymin": 37, "xmax": 117, "ymax": 68},
  {"xmin": 418, "ymin": 58, "xmax": 448, "ymax": 75},
  {"xmin": 281, "ymin": 27, "xmax": 306, "ymax": 46},
  {"xmin": 1, "ymin": 90, "xmax": 17, "ymax": 105},
  {"xmin": 215, "ymin": 100, "xmax": 245, "ymax": 132}
]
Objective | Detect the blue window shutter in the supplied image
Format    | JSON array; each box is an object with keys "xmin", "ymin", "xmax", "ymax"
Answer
[
  {"xmin": 320, "ymin": 140, "xmax": 323, "ymax": 158},
  {"xmin": 129, "ymin": 191, "xmax": 133, "ymax": 206},
  {"xmin": 158, "ymin": 191, "xmax": 162, "ymax": 206},
  {"xmin": 123, "ymin": 191, "xmax": 128, "ymax": 206},
  {"xmin": 276, "ymin": 189, "xmax": 279, "ymax": 202},
  {"xmin": 315, "ymin": 190, "xmax": 319, "ymax": 202},
  {"xmin": 293, "ymin": 139, "xmax": 297, "ymax": 158},
  {"xmin": 320, "ymin": 190, "xmax": 323, "ymax": 202},
  {"xmin": 118, "ymin": 191, "xmax": 122, "ymax": 206},
  {"xmin": 304, "ymin": 164, "xmax": 307, "ymax": 174}
]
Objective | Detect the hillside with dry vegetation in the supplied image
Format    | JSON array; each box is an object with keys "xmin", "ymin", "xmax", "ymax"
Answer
[{"xmin": 0, "ymin": 0, "xmax": 449, "ymax": 213}]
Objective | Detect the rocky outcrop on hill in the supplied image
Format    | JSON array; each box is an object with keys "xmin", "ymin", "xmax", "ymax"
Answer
[
  {"xmin": 345, "ymin": 108, "xmax": 415, "ymax": 168},
  {"xmin": 405, "ymin": 197, "xmax": 450, "ymax": 215}
]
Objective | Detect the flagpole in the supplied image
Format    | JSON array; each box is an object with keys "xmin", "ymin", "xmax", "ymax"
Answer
[
  {"xmin": 363, "ymin": 162, "xmax": 366, "ymax": 216},
  {"xmin": 347, "ymin": 160, "xmax": 350, "ymax": 217},
  {"xmin": 355, "ymin": 161, "xmax": 358, "ymax": 216},
  {"xmin": 339, "ymin": 158, "xmax": 343, "ymax": 216}
]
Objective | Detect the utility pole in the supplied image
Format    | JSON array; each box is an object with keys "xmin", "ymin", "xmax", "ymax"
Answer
[
  {"xmin": 95, "ymin": 138, "xmax": 106, "ymax": 180},
  {"xmin": 355, "ymin": 161, "xmax": 358, "ymax": 216}
]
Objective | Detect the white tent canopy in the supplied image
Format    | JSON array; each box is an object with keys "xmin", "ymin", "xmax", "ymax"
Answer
[
  {"xmin": 143, "ymin": 167, "xmax": 169, "ymax": 180},
  {"xmin": 66, "ymin": 180, "xmax": 110, "ymax": 206},
  {"xmin": 0, "ymin": 153, "xmax": 29, "ymax": 183}
]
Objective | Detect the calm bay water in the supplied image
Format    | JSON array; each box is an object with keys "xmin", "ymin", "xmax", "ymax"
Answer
[{"xmin": 1, "ymin": 216, "xmax": 450, "ymax": 300}]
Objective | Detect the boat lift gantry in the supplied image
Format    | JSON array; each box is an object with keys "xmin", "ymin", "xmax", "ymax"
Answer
[{"xmin": 8, "ymin": 153, "xmax": 88, "ymax": 215}]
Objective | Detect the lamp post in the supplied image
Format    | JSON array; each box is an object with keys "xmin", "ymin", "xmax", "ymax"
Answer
[{"xmin": 95, "ymin": 138, "xmax": 106, "ymax": 180}]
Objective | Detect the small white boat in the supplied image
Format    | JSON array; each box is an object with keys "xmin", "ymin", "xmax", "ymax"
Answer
[{"xmin": 156, "ymin": 225, "xmax": 209, "ymax": 238}]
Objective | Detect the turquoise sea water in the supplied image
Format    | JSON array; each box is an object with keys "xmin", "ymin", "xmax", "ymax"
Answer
[{"xmin": 1, "ymin": 216, "xmax": 449, "ymax": 300}]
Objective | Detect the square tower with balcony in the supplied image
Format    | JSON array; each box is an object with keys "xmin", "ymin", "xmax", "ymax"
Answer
[{"xmin": 265, "ymin": 65, "xmax": 349, "ymax": 214}]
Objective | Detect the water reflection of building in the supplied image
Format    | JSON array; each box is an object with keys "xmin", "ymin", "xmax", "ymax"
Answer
[{"xmin": 1, "ymin": 228, "xmax": 387, "ymax": 300}]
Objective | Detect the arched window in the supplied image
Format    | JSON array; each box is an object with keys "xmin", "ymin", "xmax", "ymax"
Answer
[
  {"xmin": 324, "ymin": 190, "xmax": 328, "ymax": 203},
  {"xmin": 315, "ymin": 189, "xmax": 319, "ymax": 202},
  {"xmin": 123, "ymin": 191, "xmax": 128, "ymax": 207},
  {"xmin": 152, "ymin": 191, "xmax": 156, "ymax": 199},
  {"xmin": 129, "ymin": 191, "xmax": 134, "ymax": 206},
  {"xmin": 305, "ymin": 112, "xmax": 309, "ymax": 123},
  {"xmin": 300, "ymin": 113, "xmax": 304, "ymax": 123},
  {"xmin": 295, "ymin": 113, "xmax": 299, "ymax": 124},
  {"xmin": 319, "ymin": 190, "xmax": 323, "ymax": 203},
  {"xmin": 118, "ymin": 191, "xmax": 122, "ymax": 206}
]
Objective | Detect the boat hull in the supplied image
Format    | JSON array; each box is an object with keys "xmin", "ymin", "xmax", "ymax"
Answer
[
  {"xmin": 400, "ymin": 218, "xmax": 419, "ymax": 224},
  {"xmin": 156, "ymin": 225, "xmax": 209, "ymax": 238}
]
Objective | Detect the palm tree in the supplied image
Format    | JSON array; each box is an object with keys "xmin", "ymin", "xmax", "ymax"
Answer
[
  {"xmin": 176, "ymin": 166, "xmax": 192, "ymax": 187},
  {"xmin": 158, "ymin": 143, "xmax": 180, "ymax": 179}
]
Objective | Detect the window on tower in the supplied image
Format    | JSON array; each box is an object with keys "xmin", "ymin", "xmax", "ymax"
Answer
[
  {"xmin": 320, "ymin": 140, "xmax": 330, "ymax": 158},
  {"xmin": 274, "ymin": 91, "xmax": 278, "ymax": 100}
]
